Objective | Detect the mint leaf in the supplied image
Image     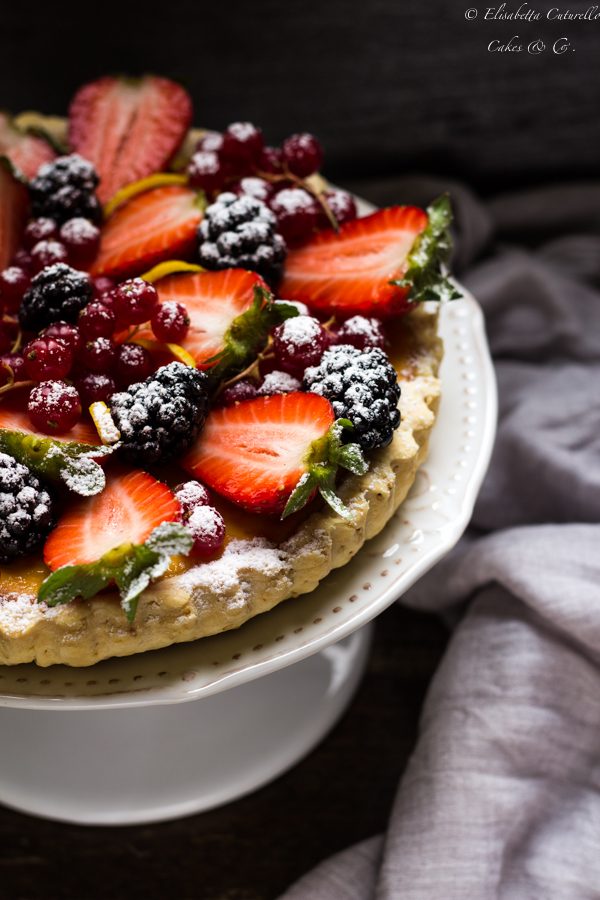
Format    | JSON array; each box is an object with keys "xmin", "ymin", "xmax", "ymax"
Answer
[
  {"xmin": 38, "ymin": 522, "xmax": 193, "ymax": 622},
  {"xmin": 282, "ymin": 472, "xmax": 315, "ymax": 518},
  {"xmin": 282, "ymin": 419, "xmax": 368, "ymax": 520},
  {"xmin": 0, "ymin": 429, "xmax": 113, "ymax": 496},
  {"xmin": 208, "ymin": 286, "xmax": 299, "ymax": 381},
  {"xmin": 391, "ymin": 194, "xmax": 462, "ymax": 304}
]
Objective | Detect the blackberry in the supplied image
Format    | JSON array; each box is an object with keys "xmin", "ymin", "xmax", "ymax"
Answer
[
  {"xmin": 29, "ymin": 154, "xmax": 101, "ymax": 224},
  {"xmin": 197, "ymin": 192, "xmax": 287, "ymax": 286},
  {"xmin": 110, "ymin": 362, "xmax": 210, "ymax": 465},
  {"xmin": 19, "ymin": 263, "xmax": 93, "ymax": 332},
  {"xmin": 303, "ymin": 345, "xmax": 401, "ymax": 451},
  {"xmin": 0, "ymin": 452, "xmax": 54, "ymax": 563}
]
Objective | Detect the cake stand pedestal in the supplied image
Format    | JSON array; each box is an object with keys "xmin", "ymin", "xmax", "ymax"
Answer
[{"xmin": 0, "ymin": 625, "xmax": 371, "ymax": 826}]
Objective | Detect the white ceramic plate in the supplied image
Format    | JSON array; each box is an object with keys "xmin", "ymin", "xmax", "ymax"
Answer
[{"xmin": 0, "ymin": 286, "xmax": 496, "ymax": 711}]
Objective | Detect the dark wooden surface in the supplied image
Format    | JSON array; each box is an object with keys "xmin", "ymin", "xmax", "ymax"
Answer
[{"xmin": 0, "ymin": 605, "xmax": 448, "ymax": 900}]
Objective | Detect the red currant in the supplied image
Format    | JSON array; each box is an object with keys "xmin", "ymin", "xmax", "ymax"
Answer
[
  {"xmin": 272, "ymin": 316, "xmax": 327, "ymax": 376},
  {"xmin": 41, "ymin": 321, "xmax": 82, "ymax": 355},
  {"xmin": 186, "ymin": 505, "xmax": 226, "ymax": 559},
  {"xmin": 0, "ymin": 353, "xmax": 26, "ymax": 385},
  {"xmin": 234, "ymin": 176, "xmax": 275, "ymax": 204},
  {"xmin": 30, "ymin": 240, "xmax": 69, "ymax": 273},
  {"xmin": 282, "ymin": 133, "xmax": 323, "ymax": 178},
  {"xmin": 257, "ymin": 146, "xmax": 284, "ymax": 175},
  {"xmin": 28, "ymin": 380, "xmax": 82, "ymax": 435},
  {"xmin": 187, "ymin": 151, "xmax": 227, "ymax": 194},
  {"xmin": 221, "ymin": 122, "xmax": 264, "ymax": 169},
  {"xmin": 23, "ymin": 337, "xmax": 73, "ymax": 381},
  {"xmin": 93, "ymin": 276, "xmax": 115, "ymax": 300},
  {"xmin": 218, "ymin": 379, "xmax": 259, "ymax": 406},
  {"xmin": 195, "ymin": 131, "xmax": 225, "ymax": 154},
  {"xmin": 78, "ymin": 337, "xmax": 117, "ymax": 373},
  {"xmin": 151, "ymin": 301, "xmax": 190, "ymax": 343},
  {"xmin": 77, "ymin": 372, "xmax": 117, "ymax": 406},
  {"xmin": 23, "ymin": 217, "xmax": 58, "ymax": 249},
  {"xmin": 112, "ymin": 278, "xmax": 158, "ymax": 326},
  {"xmin": 79, "ymin": 301, "xmax": 116, "ymax": 340},
  {"xmin": 175, "ymin": 480, "xmax": 211, "ymax": 517},
  {"xmin": 0, "ymin": 266, "xmax": 31, "ymax": 314},
  {"xmin": 115, "ymin": 342, "xmax": 153, "ymax": 385},
  {"xmin": 321, "ymin": 189, "xmax": 357, "ymax": 227},
  {"xmin": 270, "ymin": 188, "xmax": 319, "ymax": 244},
  {"xmin": 13, "ymin": 249, "xmax": 33, "ymax": 273},
  {"xmin": 60, "ymin": 218, "xmax": 101, "ymax": 268},
  {"xmin": 257, "ymin": 370, "xmax": 301, "ymax": 396},
  {"xmin": 333, "ymin": 316, "xmax": 386, "ymax": 351}
]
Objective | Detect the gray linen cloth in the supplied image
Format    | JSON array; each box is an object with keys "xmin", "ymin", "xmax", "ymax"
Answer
[{"xmin": 280, "ymin": 178, "xmax": 600, "ymax": 899}]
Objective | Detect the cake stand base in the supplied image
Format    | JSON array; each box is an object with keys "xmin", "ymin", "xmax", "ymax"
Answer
[{"xmin": 0, "ymin": 624, "xmax": 372, "ymax": 826}]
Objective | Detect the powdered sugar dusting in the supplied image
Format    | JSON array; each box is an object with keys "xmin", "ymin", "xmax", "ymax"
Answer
[
  {"xmin": 175, "ymin": 480, "xmax": 210, "ymax": 513},
  {"xmin": 177, "ymin": 538, "xmax": 288, "ymax": 610},
  {"xmin": 259, "ymin": 370, "xmax": 301, "ymax": 395},
  {"xmin": 275, "ymin": 315, "xmax": 321, "ymax": 351},
  {"xmin": 0, "ymin": 593, "xmax": 49, "ymax": 633}
]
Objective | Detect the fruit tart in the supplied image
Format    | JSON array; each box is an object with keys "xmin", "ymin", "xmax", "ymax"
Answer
[{"xmin": 0, "ymin": 75, "xmax": 457, "ymax": 666}]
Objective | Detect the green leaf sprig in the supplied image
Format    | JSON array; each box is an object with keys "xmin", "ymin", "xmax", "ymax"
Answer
[
  {"xmin": 38, "ymin": 522, "xmax": 194, "ymax": 622},
  {"xmin": 283, "ymin": 419, "xmax": 368, "ymax": 520},
  {"xmin": 207, "ymin": 285, "xmax": 299, "ymax": 382},
  {"xmin": 0, "ymin": 429, "xmax": 114, "ymax": 496},
  {"xmin": 391, "ymin": 194, "xmax": 462, "ymax": 304}
]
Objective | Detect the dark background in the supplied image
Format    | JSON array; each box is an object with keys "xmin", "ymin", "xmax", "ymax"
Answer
[
  {"xmin": 1, "ymin": 2, "xmax": 598, "ymax": 897},
  {"xmin": 2, "ymin": 0, "xmax": 599, "ymax": 191}
]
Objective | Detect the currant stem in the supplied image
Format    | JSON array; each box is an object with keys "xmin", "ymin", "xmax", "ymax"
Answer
[{"xmin": 0, "ymin": 377, "xmax": 35, "ymax": 396}]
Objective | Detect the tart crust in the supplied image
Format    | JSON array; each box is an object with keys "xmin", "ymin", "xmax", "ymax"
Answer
[{"xmin": 0, "ymin": 113, "xmax": 443, "ymax": 665}]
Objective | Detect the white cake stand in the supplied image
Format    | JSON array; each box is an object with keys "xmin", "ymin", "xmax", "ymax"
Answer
[{"xmin": 0, "ymin": 279, "xmax": 496, "ymax": 825}]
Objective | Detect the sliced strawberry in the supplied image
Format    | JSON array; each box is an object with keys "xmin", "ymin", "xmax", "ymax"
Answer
[
  {"xmin": 280, "ymin": 206, "xmax": 428, "ymax": 317},
  {"xmin": 151, "ymin": 269, "xmax": 267, "ymax": 367},
  {"xmin": 0, "ymin": 112, "xmax": 56, "ymax": 179},
  {"xmin": 0, "ymin": 161, "xmax": 29, "ymax": 269},
  {"xmin": 44, "ymin": 468, "xmax": 179, "ymax": 570},
  {"xmin": 0, "ymin": 406, "xmax": 98, "ymax": 445},
  {"xmin": 91, "ymin": 185, "xmax": 203, "ymax": 279},
  {"xmin": 68, "ymin": 76, "xmax": 193, "ymax": 203},
  {"xmin": 183, "ymin": 392, "xmax": 336, "ymax": 515}
]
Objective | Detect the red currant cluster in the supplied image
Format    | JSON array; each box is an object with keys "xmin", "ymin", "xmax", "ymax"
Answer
[
  {"xmin": 219, "ymin": 312, "xmax": 387, "ymax": 407},
  {"xmin": 13, "ymin": 216, "xmax": 100, "ymax": 277},
  {"xmin": 175, "ymin": 480, "xmax": 226, "ymax": 558},
  {"xmin": 0, "ymin": 268, "xmax": 194, "ymax": 436},
  {"xmin": 187, "ymin": 123, "xmax": 357, "ymax": 244}
]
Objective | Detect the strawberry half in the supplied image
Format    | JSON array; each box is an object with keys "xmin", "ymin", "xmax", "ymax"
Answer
[
  {"xmin": 0, "ymin": 161, "xmax": 29, "ymax": 269},
  {"xmin": 44, "ymin": 469, "xmax": 179, "ymax": 570},
  {"xmin": 280, "ymin": 206, "xmax": 428, "ymax": 317},
  {"xmin": 91, "ymin": 185, "xmax": 203, "ymax": 279},
  {"xmin": 183, "ymin": 393, "xmax": 367, "ymax": 517},
  {"xmin": 0, "ymin": 112, "xmax": 56, "ymax": 179},
  {"xmin": 154, "ymin": 269, "xmax": 267, "ymax": 367},
  {"xmin": 0, "ymin": 406, "xmax": 98, "ymax": 445},
  {"xmin": 68, "ymin": 76, "xmax": 193, "ymax": 203}
]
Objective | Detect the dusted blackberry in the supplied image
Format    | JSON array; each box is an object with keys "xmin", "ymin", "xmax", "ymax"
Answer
[
  {"xmin": 110, "ymin": 362, "xmax": 210, "ymax": 465},
  {"xmin": 0, "ymin": 452, "xmax": 54, "ymax": 563},
  {"xmin": 303, "ymin": 345, "xmax": 401, "ymax": 451},
  {"xmin": 198, "ymin": 192, "xmax": 287, "ymax": 285},
  {"xmin": 29, "ymin": 154, "xmax": 101, "ymax": 224},
  {"xmin": 19, "ymin": 263, "xmax": 93, "ymax": 332}
]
